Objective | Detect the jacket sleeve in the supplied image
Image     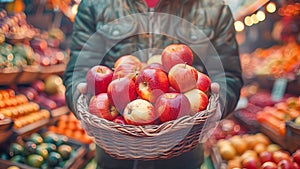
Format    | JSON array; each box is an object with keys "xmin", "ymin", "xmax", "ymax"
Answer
[
  {"xmin": 63, "ymin": 0, "xmax": 96, "ymax": 114},
  {"xmin": 210, "ymin": 5, "xmax": 243, "ymax": 117}
]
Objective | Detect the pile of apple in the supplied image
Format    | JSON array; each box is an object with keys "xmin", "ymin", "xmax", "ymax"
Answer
[
  {"xmin": 217, "ymin": 133, "xmax": 300, "ymax": 169},
  {"xmin": 86, "ymin": 44, "xmax": 211, "ymax": 126}
]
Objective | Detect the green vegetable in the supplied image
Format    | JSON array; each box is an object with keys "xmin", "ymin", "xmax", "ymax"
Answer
[
  {"xmin": 26, "ymin": 154, "xmax": 44, "ymax": 168},
  {"xmin": 9, "ymin": 143, "xmax": 24, "ymax": 157},
  {"xmin": 57, "ymin": 144, "xmax": 72, "ymax": 160},
  {"xmin": 47, "ymin": 152, "xmax": 62, "ymax": 167}
]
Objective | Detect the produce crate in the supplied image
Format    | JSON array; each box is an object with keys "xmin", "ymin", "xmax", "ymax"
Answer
[
  {"xmin": 0, "ymin": 118, "xmax": 14, "ymax": 144},
  {"xmin": 16, "ymin": 66, "xmax": 40, "ymax": 85},
  {"xmin": 39, "ymin": 64, "xmax": 66, "ymax": 80},
  {"xmin": 233, "ymin": 104, "xmax": 262, "ymax": 133},
  {"xmin": 0, "ymin": 133, "xmax": 87, "ymax": 169},
  {"xmin": 259, "ymin": 123, "xmax": 300, "ymax": 153},
  {"xmin": 0, "ymin": 68, "xmax": 21, "ymax": 85},
  {"xmin": 286, "ymin": 120, "xmax": 300, "ymax": 136}
]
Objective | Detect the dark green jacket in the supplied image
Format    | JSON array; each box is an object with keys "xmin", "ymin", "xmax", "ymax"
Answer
[{"xmin": 63, "ymin": 0, "xmax": 243, "ymax": 168}]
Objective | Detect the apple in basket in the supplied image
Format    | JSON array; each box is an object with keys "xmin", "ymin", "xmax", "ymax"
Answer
[
  {"xmin": 86, "ymin": 65, "xmax": 113, "ymax": 95},
  {"xmin": 89, "ymin": 93, "xmax": 119, "ymax": 121},
  {"xmin": 184, "ymin": 89, "xmax": 209, "ymax": 115},
  {"xmin": 143, "ymin": 63, "xmax": 167, "ymax": 73},
  {"xmin": 196, "ymin": 71, "xmax": 211, "ymax": 93},
  {"xmin": 107, "ymin": 77, "xmax": 137, "ymax": 112},
  {"xmin": 123, "ymin": 99, "xmax": 156, "ymax": 125},
  {"xmin": 155, "ymin": 93, "xmax": 191, "ymax": 122},
  {"xmin": 114, "ymin": 55, "xmax": 142, "ymax": 69},
  {"xmin": 147, "ymin": 54, "xmax": 162, "ymax": 65},
  {"xmin": 168, "ymin": 63, "xmax": 198, "ymax": 93},
  {"xmin": 161, "ymin": 44, "xmax": 194, "ymax": 71},
  {"xmin": 135, "ymin": 67, "xmax": 169, "ymax": 103},
  {"xmin": 112, "ymin": 63, "xmax": 140, "ymax": 81}
]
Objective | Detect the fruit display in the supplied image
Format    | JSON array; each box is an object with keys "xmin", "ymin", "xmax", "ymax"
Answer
[
  {"xmin": 214, "ymin": 133, "xmax": 300, "ymax": 169},
  {"xmin": 19, "ymin": 76, "xmax": 66, "ymax": 110},
  {"xmin": 86, "ymin": 44, "xmax": 212, "ymax": 126},
  {"xmin": 241, "ymin": 42, "xmax": 300, "ymax": 80},
  {"xmin": 0, "ymin": 9, "xmax": 68, "ymax": 69},
  {"xmin": 0, "ymin": 89, "xmax": 50, "ymax": 129},
  {"xmin": 210, "ymin": 119, "xmax": 248, "ymax": 141},
  {"xmin": 48, "ymin": 113, "xmax": 93, "ymax": 144},
  {"xmin": 233, "ymin": 103, "xmax": 262, "ymax": 132},
  {"xmin": 0, "ymin": 9, "xmax": 69, "ymax": 86},
  {"xmin": 0, "ymin": 43, "xmax": 39, "ymax": 69},
  {"xmin": 0, "ymin": 10, "xmax": 37, "ymax": 43},
  {"xmin": 256, "ymin": 96, "xmax": 300, "ymax": 136},
  {"xmin": 0, "ymin": 132, "xmax": 85, "ymax": 169}
]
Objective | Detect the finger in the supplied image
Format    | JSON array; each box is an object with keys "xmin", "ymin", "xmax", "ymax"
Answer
[
  {"xmin": 77, "ymin": 83, "xmax": 87, "ymax": 94},
  {"xmin": 210, "ymin": 82, "xmax": 220, "ymax": 94}
]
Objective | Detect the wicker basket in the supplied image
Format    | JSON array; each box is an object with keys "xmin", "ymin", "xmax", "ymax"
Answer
[{"xmin": 77, "ymin": 93, "xmax": 219, "ymax": 160}]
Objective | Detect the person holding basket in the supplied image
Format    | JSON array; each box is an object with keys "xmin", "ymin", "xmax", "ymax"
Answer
[{"xmin": 63, "ymin": 0, "xmax": 243, "ymax": 168}]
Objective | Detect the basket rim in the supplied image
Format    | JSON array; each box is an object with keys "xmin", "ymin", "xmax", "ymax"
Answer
[{"xmin": 77, "ymin": 93, "xmax": 219, "ymax": 137}]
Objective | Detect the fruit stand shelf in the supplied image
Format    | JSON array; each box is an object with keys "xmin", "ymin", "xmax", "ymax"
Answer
[
  {"xmin": 0, "ymin": 64, "xmax": 67, "ymax": 86},
  {"xmin": 13, "ymin": 118, "xmax": 50, "ymax": 136},
  {"xmin": 51, "ymin": 106, "xmax": 70, "ymax": 118}
]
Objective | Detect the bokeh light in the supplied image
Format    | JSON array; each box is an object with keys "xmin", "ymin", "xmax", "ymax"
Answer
[
  {"xmin": 266, "ymin": 2, "xmax": 276, "ymax": 13},
  {"xmin": 251, "ymin": 14, "xmax": 259, "ymax": 24},
  {"xmin": 244, "ymin": 16, "xmax": 253, "ymax": 26},
  {"xmin": 234, "ymin": 21, "xmax": 245, "ymax": 32},
  {"xmin": 256, "ymin": 11, "xmax": 266, "ymax": 22}
]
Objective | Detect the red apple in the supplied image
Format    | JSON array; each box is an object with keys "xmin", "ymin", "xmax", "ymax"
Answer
[
  {"xmin": 242, "ymin": 156, "xmax": 260, "ymax": 169},
  {"xmin": 123, "ymin": 99, "xmax": 156, "ymax": 125},
  {"xmin": 273, "ymin": 151, "xmax": 291, "ymax": 163},
  {"xmin": 112, "ymin": 63, "xmax": 140, "ymax": 80},
  {"xmin": 114, "ymin": 55, "xmax": 141, "ymax": 69},
  {"xmin": 107, "ymin": 77, "xmax": 137, "ymax": 112},
  {"xmin": 184, "ymin": 89, "xmax": 209, "ymax": 115},
  {"xmin": 86, "ymin": 65, "xmax": 113, "ymax": 95},
  {"xmin": 196, "ymin": 71, "xmax": 211, "ymax": 93},
  {"xmin": 278, "ymin": 159, "xmax": 294, "ymax": 169},
  {"xmin": 88, "ymin": 93, "xmax": 119, "ymax": 121},
  {"xmin": 292, "ymin": 149, "xmax": 300, "ymax": 164},
  {"xmin": 143, "ymin": 63, "xmax": 167, "ymax": 73},
  {"xmin": 261, "ymin": 161, "xmax": 277, "ymax": 169},
  {"xmin": 155, "ymin": 93, "xmax": 191, "ymax": 122},
  {"xmin": 259, "ymin": 151, "xmax": 274, "ymax": 164},
  {"xmin": 161, "ymin": 44, "xmax": 194, "ymax": 71},
  {"xmin": 147, "ymin": 54, "xmax": 162, "ymax": 65},
  {"xmin": 168, "ymin": 63, "xmax": 198, "ymax": 93},
  {"xmin": 113, "ymin": 115, "xmax": 126, "ymax": 125},
  {"xmin": 135, "ymin": 68, "xmax": 169, "ymax": 103}
]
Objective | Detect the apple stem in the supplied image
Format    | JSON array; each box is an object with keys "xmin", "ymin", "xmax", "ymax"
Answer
[
  {"xmin": 184, "ymin": 62, "xmax": 187, "ymax": 68},
  {"xmin": 97, "ymin": 67, "xmax": 103, "ymax": 73}
]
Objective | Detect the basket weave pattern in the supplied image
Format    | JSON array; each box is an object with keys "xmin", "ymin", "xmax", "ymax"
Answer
[{"xmin": 77, "ymin": 93, "xmax": 219, "ymax": 160}]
